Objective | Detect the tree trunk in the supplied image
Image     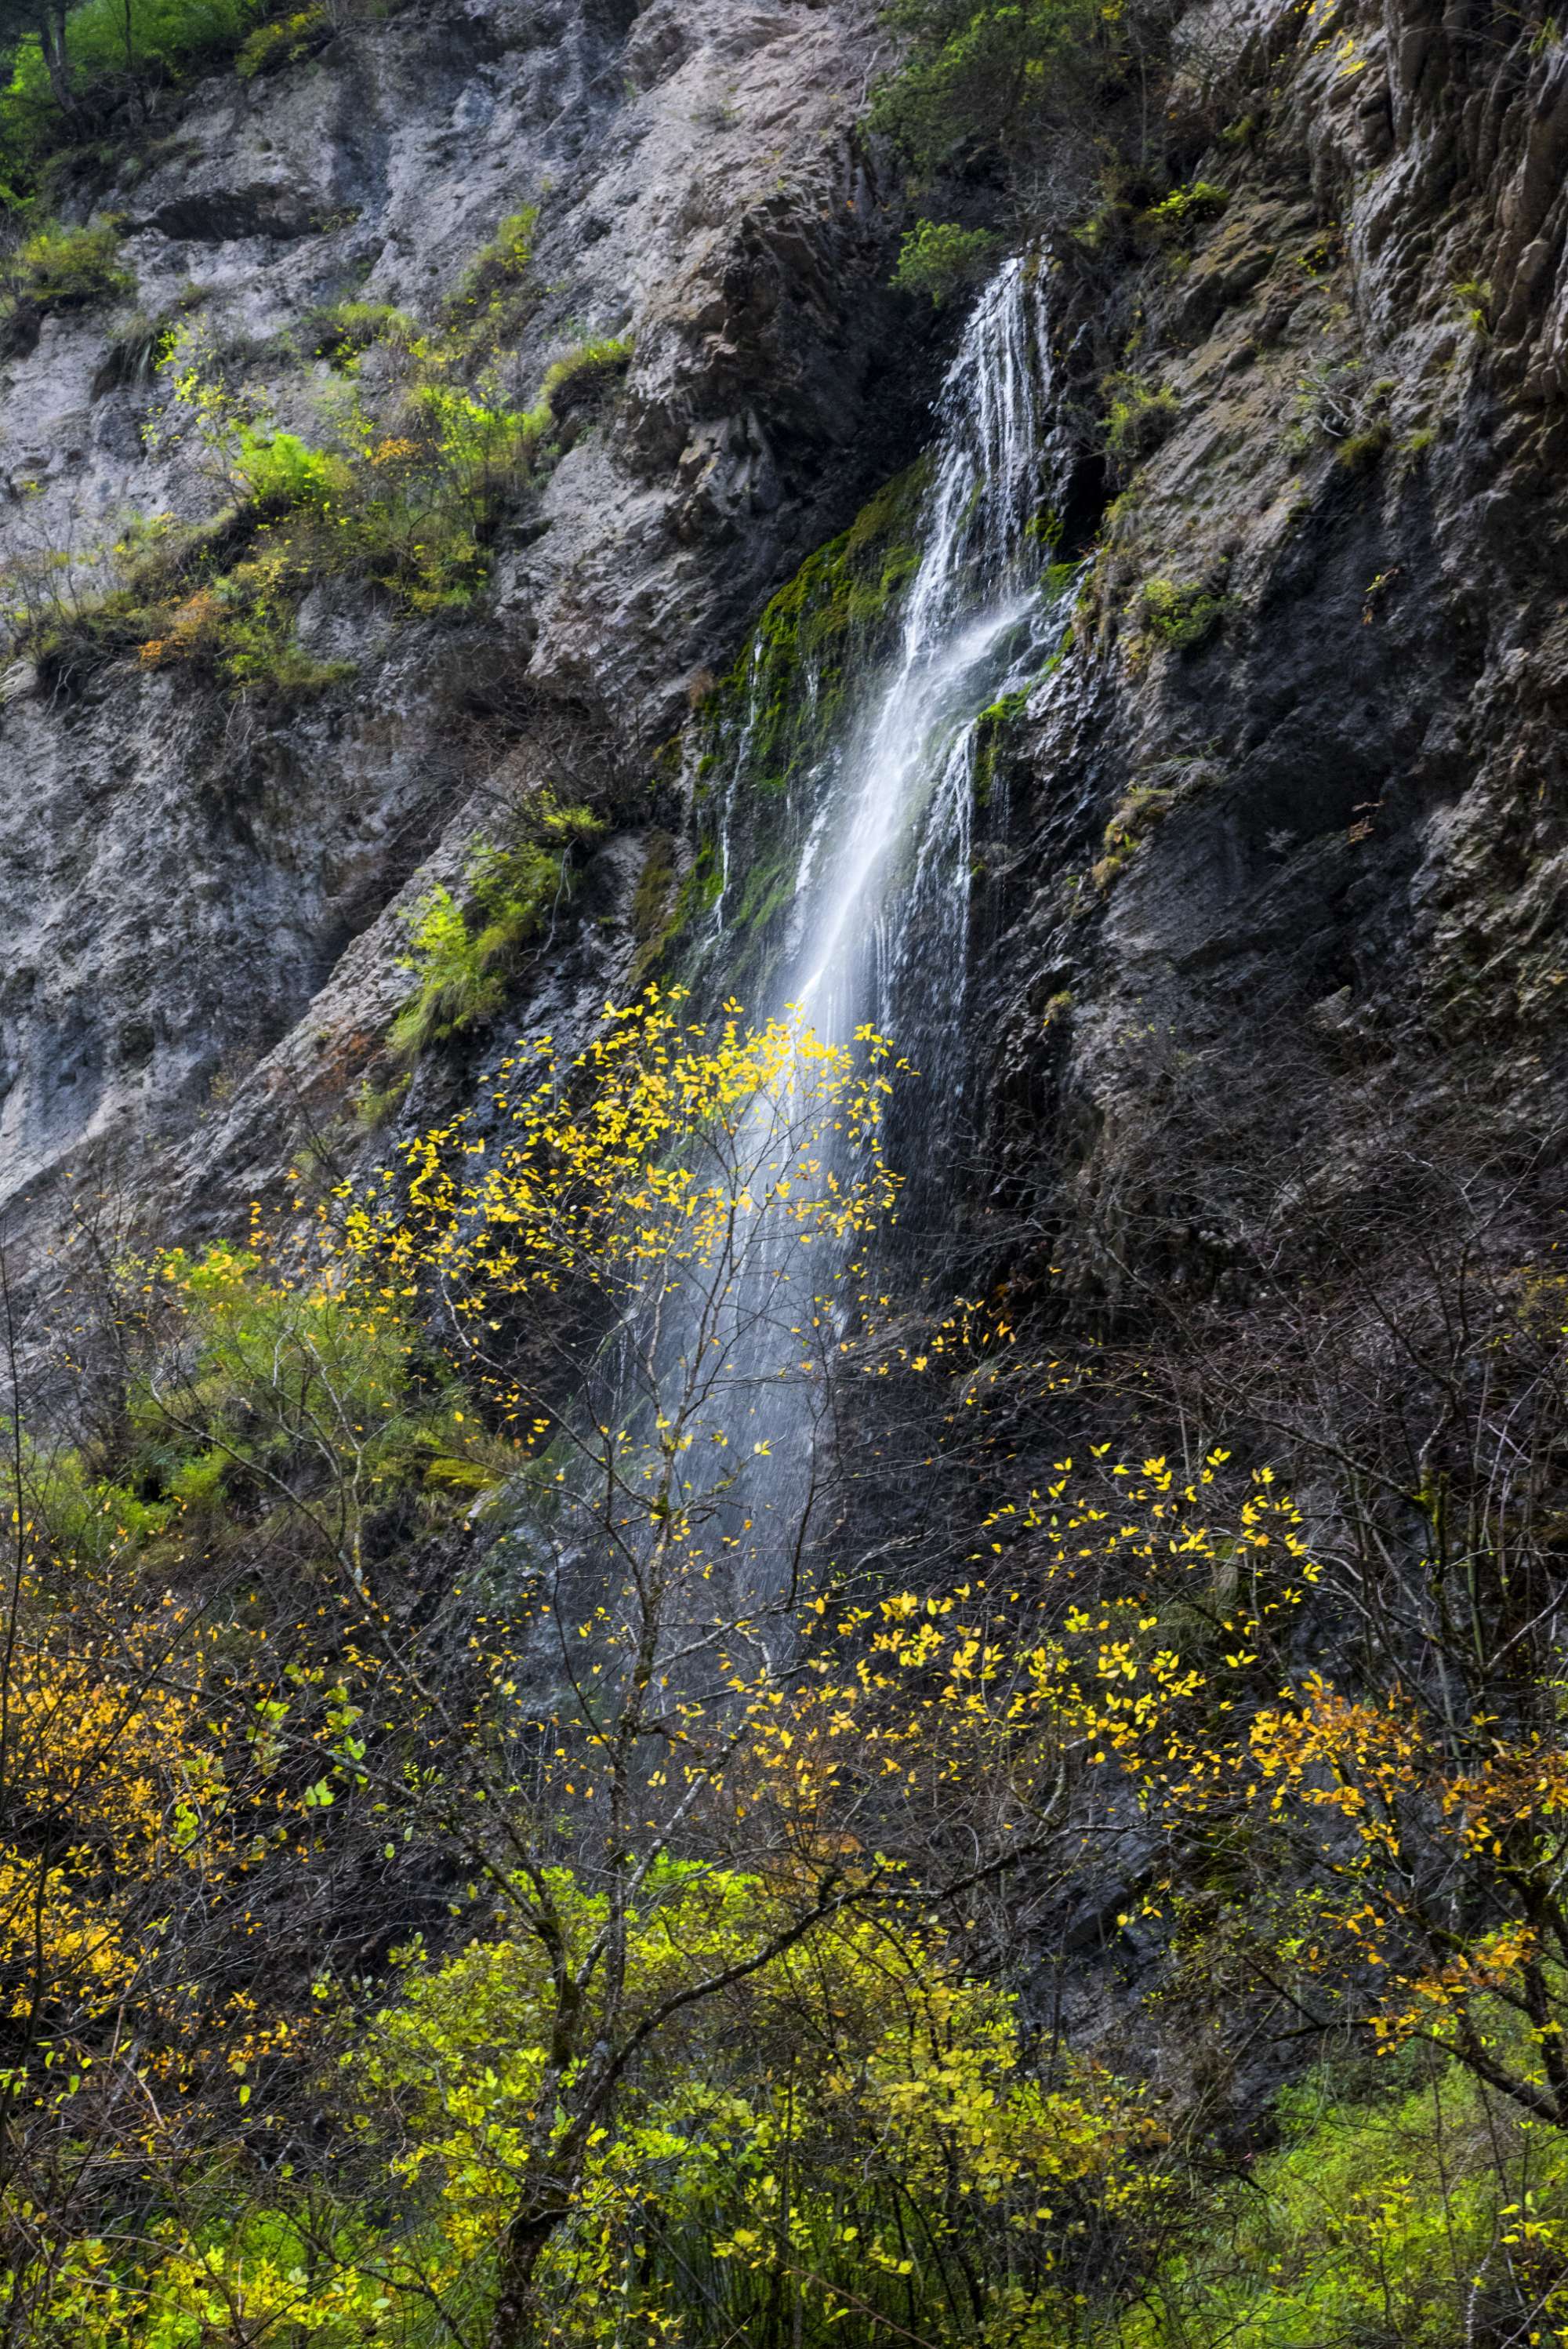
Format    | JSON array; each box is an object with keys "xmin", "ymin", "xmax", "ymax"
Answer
[
  {"xmin": 38, "ymin": 0, "xmax": 77, "ymax": 115},
  {"xmin": 487, "ymin": 2193, "xmax": 570, "ymax": 2349}
]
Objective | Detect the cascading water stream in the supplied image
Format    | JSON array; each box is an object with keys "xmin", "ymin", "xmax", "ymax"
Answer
[
  {"xmin": 786, "ymin": 255, "xmax": 1061, "ymax": 1080},
  {"xmin": 665, "ymin": 255, "xmax": 1070, "ymax": 1577}
]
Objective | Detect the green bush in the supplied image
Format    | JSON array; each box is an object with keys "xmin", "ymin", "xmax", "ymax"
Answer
[
  {"xmin": 201, "ymin": 584, "xmax": 354, "ymax": 695},
  {"xmin": 390, "ymin": 798, "xmax": 604, "ymax": 1059},
  {"xmin": 1109, "ymin": 2057, "xmax": 1568, "ymax": 2349},
  {"xmin": 891, "ymin": 218, "xmax": 1003, "ymax": 305},
  {"xmin": 445, "ymin": 202, "xmax": 539, "ymax": 354},
  {"xmin": 1335, "ymin": 416, "xmax": 1392, "ymax": 472},
  {"xmin": 234, "ymin": 423, "xmax": 348, "ymax": 509},
  {"xmin": 536, "ymin": 332, "xmax": 633, "ymax": 409},
  {"xmin": 5, "ymin": 217, "xmax": 133, "ymax": 312},
  {"xmin": 1450, "ymin": 274, "xmax": 1494, "ymax": 334},
  {"xmin": 0, "ymin": 0, "xmax": 265, "ymax": 185},
  {"xmin": 1091, "ymin": 779, "xmax": 1176, "ymax": 888},
  {"xmin": 20, "ymin": 207, "xmax": 601, "ymax": 698},
  {"xmin": 304, "ymin": 298, "xmax": 415, "ymax": 369},
  {"xmin": 21, "ymin": 1436, "xmax": 175, "ymax": 1563},
  {"xmin": 1102, "ymin": 373, "xmax": 1178, "ymax": 463},
  {"xmin": 234, "ymin": 2, "xmax": 327, "ymax": 76},
  {"xmin": 1131, "ymin": 575, "xmax": 1225, "ymax": 650},
  {"xmin": 111, "ymin": 1241, "xmax": 503, "ymax": 1559},
  {"xmin": 1141, "ymin": 179, "xmax": 1229, "ymax": 237},
  {"xmin": 872, "ymin": 0, "xmax": 1104, "ymax": 181}
]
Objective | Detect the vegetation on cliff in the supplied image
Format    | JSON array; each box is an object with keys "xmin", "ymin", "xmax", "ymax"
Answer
[
  {"xmin": 3, "ymin": 225, "xmax": 632, "ymax": 695},
  {"xmin": 6, "ymin": 988, "xmax": 1568, "ymax": 2347},
  {"xmin": 6, "ymin": 0, "xmax": 1568, "ymax": 2343}
]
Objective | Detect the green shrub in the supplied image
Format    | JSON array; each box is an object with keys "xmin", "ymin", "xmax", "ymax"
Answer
[
  {"xmin": 871, "ymin": 0, "xmax": 1104, "ymax": 182},
  {"xmin": 1090, "ymin": 780, "xmax": 1176, "ymax": 888},
  {"xmin": 1141, "ymin": 180, "xmax": 1229, "ymax": 237},
  {"xmin": 390, "ymin": 798, "xmax": 603, "ymax": 1059},
  {"xmin": 1131, "ymin": 575, "xmax": 1225, "ymax": 651},
  {"xmin": 1109, "ymin": 2057, "xmax": 1568, "ymax": 2349},
  {"xmin": 23, "ymin": 1438, "xmax": 175, "ymax": 1563},
  {"xmin": 891, "ymin": 218, "xmax": 1003, "ymax": 305},
  {"xmin": 536, "ymin": 332, "xmax": 633, "ymax": 409},
  {"xmin": 118, "ymin": 341, "xmax": 555, "ymax": 683},
  {"xmin": 22, "ymin": 210, "xmax": 603, "ymax": 698},
  {"xmin": 1102, "ymin": 373, "xmax": 1178, "ymax": 463},
  {"xmin": 1450, "ymin": 274, "xmax": 1494, "ymax": 333},
  {"xmin": 234, "ymin": 424, "xmax": 348, "ymax": 509},
  {"xmin": 204, "ymin": 594, "xmax": 353, "ymax": 695},
  {"xmin": 0, "ymin": 0, "xmax": 265, "ymax": 185},
  {"xmin": 235, "ymin": 2, "xmax": 328, "ymax": 76},
  {"xmin": 1334, "ymin": 416, "xmax": 1391, "ymax": 472},
  {"xmin": 165, "ymin": 1444, "xmax": 232, "ymax": 1512},
  {"xmin": 446, "ymin": 203, "xmax": 539, "ymax": 352},
  {"xmin": 305, "ymin": 298, "xmax": 415, "ymax": 369},
  {"xmin": 5, "ymin": 218, "xmax": 133, "ymax": 312},
  {"xmin": 122, "ymin": 1241, "xmax": 488, "ymax": 1551}
]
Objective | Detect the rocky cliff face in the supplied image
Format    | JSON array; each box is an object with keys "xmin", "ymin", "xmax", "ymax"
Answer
[
  {"xmin": 3, "ymin": 0, "xmax": 1567, "ymax": 1327},
  {"xmin": 0, "ymin": 0, "xmax": 932, "ymax": 1267},
  {"xmin": 967, "ymin": 0, "xmax": 1568, "ymax": 1309}
]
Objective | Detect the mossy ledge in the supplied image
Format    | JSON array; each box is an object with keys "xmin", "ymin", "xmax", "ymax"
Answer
[
  {"xmin": 670, "ymin": 458, "xmax": 934, "ymax": 1004},
  {"xmin": 705, "ymin": 455, "xmax": 933, "ymax": 800}
]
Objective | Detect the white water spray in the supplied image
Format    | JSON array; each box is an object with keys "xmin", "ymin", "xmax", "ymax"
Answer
[{"xmin": 741, "ymin": 255, "xmax": 1062, "ymax": 1092}]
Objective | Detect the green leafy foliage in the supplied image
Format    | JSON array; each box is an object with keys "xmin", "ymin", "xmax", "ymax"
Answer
[
  {"xmin": 234, "ymin": 423, "xmax": 347, "ymax": 509},
  {"xmin": 0, "ymin": 0, "xmax": 265, "ymax": 190},
  {"xmin": 2, "ymin": 216, "xmax": 132, "ymax": 318},
  {"xmin": 19, "ymin": 1430, "xmax": 176, "ymax": 1561},
  {"xmin": 1140, "ymin": 179, "xmax": 1229, "ymax": 237},
  {"xmin": 390, "ymin": 796, "xmax": 604, "ymax": 1058},
  {"xmin": 1102, "ymin": 372, "xmax": 1178, "ymax": 464},
  {"xmin": 536, "ymin": 331, "xmax": 633, "ymax": 409},
  {"xmin": 47, "ymin": 1238, "xmax": 513, "ymax": 1577},
  {"xmin": 234, "ymin": 1, "xmax": 326, "ymax": 76},
  {"xmin": 297, "ymin": 1873, "xmax": 1161, "ymax": 2348},
  {"xmin": 1334, "ymin": 415, "xmax": 1392, "ymax": 472},
  {"xmin": 871, "ymin": 0, "xmax": 1105, "ymax": 181},
  {"xmin": 303, "ymin": 296, "xmax": 416, "ymax": 369},
  {"xmin": 891, "ymin": 217, "xmax": 1003, "ymax": 304},
  {"xmin": 24, "ymin": 273, "xmax": 623, "ymax": 693},
  {"xmin": 1129, "ymin": 575, "xmax": 1226, "ymax": 652},
  {"xmin": 452, "ymin": 204, "xmax": 538, "ymax": 311},
  {"xmin": 1114, "ymin": 2057, "xmax": 1568, "ymax": 2347},
  {"xmin": 445, "ymin": 201, "xmax": 540, "ymax": 357}
]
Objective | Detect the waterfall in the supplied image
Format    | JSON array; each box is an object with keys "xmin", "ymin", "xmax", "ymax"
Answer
[
  {"xmin": 783, "ymin": 252, "xmax": 1059, "ymax": 1102},
  {"xmin": 494, "ymin": 263, "xmax": 1066, "ymax": 1626},
  {"xmin": 658, "ymin": 255, "xmax": 1069, "ymax": 1585}
]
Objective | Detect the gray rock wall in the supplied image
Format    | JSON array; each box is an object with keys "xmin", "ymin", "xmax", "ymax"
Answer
[
  {"xmin": 0, "ymin": 0, "xmax": 928, "ymax": 1262},
  {"xmin": 963, "ymin": 0, "xmax": 1568, "ymax": 1305}
]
